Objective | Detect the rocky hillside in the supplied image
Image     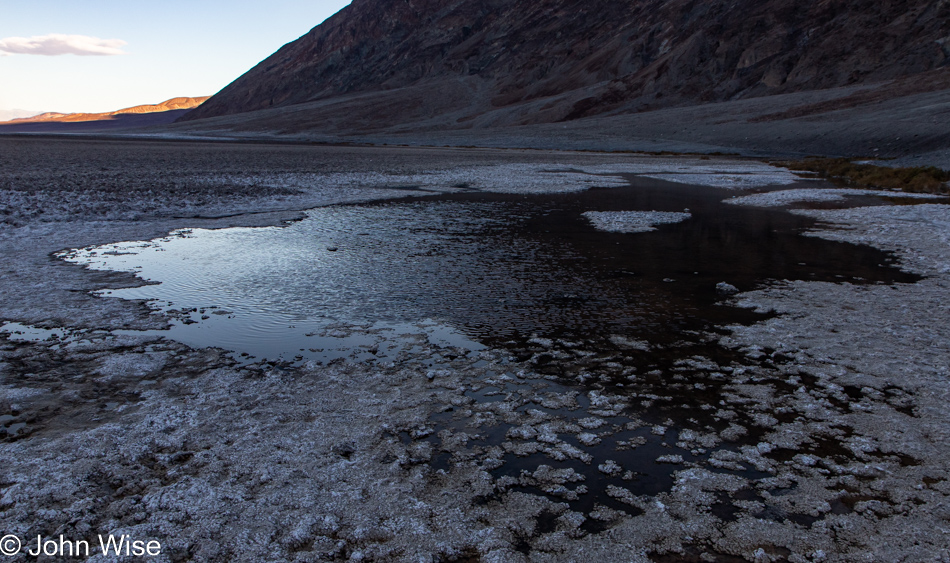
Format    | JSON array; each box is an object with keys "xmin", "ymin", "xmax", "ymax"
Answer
[{"xmin": 183, "ymin": 0, "xmax": 949, "ymax": 127}]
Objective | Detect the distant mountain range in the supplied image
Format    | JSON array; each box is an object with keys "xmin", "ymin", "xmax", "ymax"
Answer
[
  {"xmin": 3, "ymin": 97, "xmax": 209, "ymax": 125},
  {"xmin": 182, "ymin": 0, "xmax": 949, "ymax": 130},
  {"xmin": 0, "ymin": 97, "xmax": 210, "ymax": 133}
]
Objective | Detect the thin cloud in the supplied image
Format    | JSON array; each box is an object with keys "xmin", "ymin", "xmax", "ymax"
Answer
[{"xmin": 0, "ymin": 34, "xmax": 127, "ymax": 56}]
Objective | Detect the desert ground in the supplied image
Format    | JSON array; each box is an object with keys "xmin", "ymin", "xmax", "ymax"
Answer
[{"xmin": 1, "ymin": 136, "xmax": 949, "ymax": 562}]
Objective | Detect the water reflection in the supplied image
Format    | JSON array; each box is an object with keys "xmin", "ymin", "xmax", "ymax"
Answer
[{"xmin": 60, "ymin": 178, "xmax": 917, "ymax": 367}]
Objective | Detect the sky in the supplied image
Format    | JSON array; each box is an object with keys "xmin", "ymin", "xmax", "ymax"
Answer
[{"xmin": 0, "ymin": 0, "xmax": 351, "ymax": 114}]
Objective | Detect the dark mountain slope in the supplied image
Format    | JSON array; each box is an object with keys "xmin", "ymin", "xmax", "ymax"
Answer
[{"xmin": 182, "ymin": 0, "xmax": 950, "ymax": 127}]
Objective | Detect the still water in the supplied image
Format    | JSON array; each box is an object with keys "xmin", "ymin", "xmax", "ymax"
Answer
[{"xmin": 60, "ymin": 175, "xmax": 917, "ymax": 370}]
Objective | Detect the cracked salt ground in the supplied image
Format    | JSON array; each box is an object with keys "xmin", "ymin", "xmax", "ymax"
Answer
[
  {"xmin": 390, "ymin": 334, "xmax": 926, "ymax": 533},
  {"xmin": 49, "ymin": 176, "xmax": 935, "ymax": 540}
]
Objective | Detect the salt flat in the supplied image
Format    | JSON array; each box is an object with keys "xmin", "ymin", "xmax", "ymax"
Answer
[{"xmin": 1, "ymin": 137, "xmax": 949, "ymax": 562}]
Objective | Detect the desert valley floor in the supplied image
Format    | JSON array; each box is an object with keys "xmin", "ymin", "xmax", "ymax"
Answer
[{"xmin": 1, "ymin": 136, "xmax": 949, "ymax": 562}]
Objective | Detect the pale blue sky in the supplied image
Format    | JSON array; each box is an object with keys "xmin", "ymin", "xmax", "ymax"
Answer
[{"xmin": 0, "ymin": 0, "xmax": 351, "ymax": 113}]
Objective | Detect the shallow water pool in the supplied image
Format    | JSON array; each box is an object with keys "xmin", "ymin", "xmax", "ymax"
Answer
[{"xmin": 59, "ymin": 176, "xmax": 917, "ymax": 368}]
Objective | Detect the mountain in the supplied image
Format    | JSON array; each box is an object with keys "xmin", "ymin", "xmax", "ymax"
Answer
[
  {"xmin": 182, "ymin": 0, "xmax": 950, "ymax": 130},
  {"xmin": 4, "ymin": 97, "xmax": 210, "ymax": 124},
  {"xmin": 0, "ymin": 97, "xmax": 210, "ymax": 133}
]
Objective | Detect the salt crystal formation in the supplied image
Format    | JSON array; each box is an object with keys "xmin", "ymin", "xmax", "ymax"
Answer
[
  {"xmin": 726, "ymin": 188, "xmax": 941, "ymax": 207},
  {"xmin": 582, "ymin": 210, "xmax": 691, "ymax": 233}
]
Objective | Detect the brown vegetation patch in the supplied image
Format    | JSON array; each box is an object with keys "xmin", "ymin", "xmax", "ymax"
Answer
[{"xmin": 783, "ymin": 157, "xmax": 950, "ymax": 194}]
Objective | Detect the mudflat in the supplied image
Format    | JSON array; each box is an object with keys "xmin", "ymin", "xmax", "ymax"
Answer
[{"xmin": 1, "ymin": 136, "xmax": 949, "ymax": 562}]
